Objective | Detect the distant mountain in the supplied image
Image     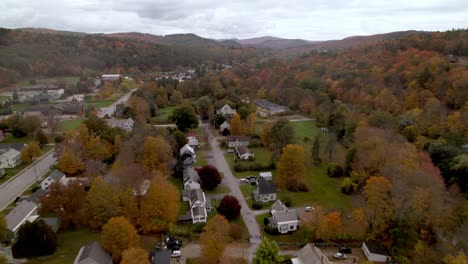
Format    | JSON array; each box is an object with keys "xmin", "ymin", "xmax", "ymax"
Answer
[
  {"xmin": 279, "ymin": 30, "xmax": 427, "ymax": 55},
  {"xmin": 236, "ymin": 36, "xmax": 317, "ymax": 49}
]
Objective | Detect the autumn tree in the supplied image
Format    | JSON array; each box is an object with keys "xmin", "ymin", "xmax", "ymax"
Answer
[
  {"xmin": 101, "ymin": 217, "xmax": 140, "ymax": 262},
  {"xmin": 39, "ymin": 181, "xmax": 86, "ymax": 229},
  {"xmin": 57, "ymin": 145, "xmax": 84, "ymax": 175},
  {"xmin": 217, "ymin": 195, "xmax": 241, "ymax": 221},
  {"xmin": 12, "ymin": 220, "xmax": 57, "ymax": 258},
  {"xmin": 269, "ymin": 119, "xmax": 295, "ymax": 156},
  {"xmin": 260, "ymin": 122, "xmax": 272, "ymax": 146},
  {"xmin": 34, "ymin": 129, "xmax": 49, "ymax": 148},
  {"xmin": 444, "ymin": 251, "xmax": 468, "ymax": 264},
  {"xmin": 200, "ymin": 214, "xmax": 230, "ymax": 264},
  {"xmin": 99, "ymin": 82, "xmax": 115, "ymax": 99},
  {"xmin": 317, "ymin": 211, "xmax": 342, "ymax": 241},
  {"xmin": 141, "ymin": 136, "xmax": 173, "ymax": 175},
  {"xmin": 311, "ymin": 134, "xmax": 321, "ymax": 165},
  {"xmin": 0, "ymin": 216, "xmax": 6, "ymax": 242},
  {"xmin": 363, "ymin": 176, "xmax": 394, "ymax": 239},
  {"xmin": 128, "ymin": 95, "xmax": 150, "ymax": 122},
  {"xmin": 197, "ymin": 165, "xmax": 222, "ymax": 190},
  {"xmin": 170, "ymin": 103, "xmax": 199, "ymax": 132},
  {"xmin": 20, "ymin": 141, "xmax": 41, "ymax": 163},
  {"xmin": 229, "ymin": 113, "xmax": 243, "ymax": 135},
  {"xmin": 82, "ymin": 177, "xmax": 116, "ymax": 230},
  {"xmin": 244, "ymin": 113, "xmax": 257, "ymax": 135},
  {"xmin": 112, "ymin": 187, "xmax": 139, "ymax": 226},
  {"xmin": 253, "ymin": 237, "xmax": 283, "ymax": 264},
  {"xmin": 121, "ymin": 247, "xmax": 150, "ymax": 264},
  {"xmin": 277, "ymin": 144, "xmax": 307, "ymax": 191},
  {"xmin": 138, "ymin": 180, "xmax": 179, "ymax": 233},
  {"xmin": 196, "ymin": 96, "xmax": 213, "ymax": 121}
]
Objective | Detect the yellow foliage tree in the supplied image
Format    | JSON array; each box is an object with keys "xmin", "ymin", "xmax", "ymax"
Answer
[
  {"xmin": 121, "ymin": 247, "xmax": 150, "ymax": 264},
  {"xmin": 317, "ymin": 211, "xmax": 342, "ymax": 241},
  {"xmin": 200, "ymin": 214, "xmax": 230, "ymax": 264},
  {"xmin": 260, "ymin": 122, "xmax": 272, "ymax": 147},
  {"xmin": 82, "ymin": 177, "xmax": 116, "ymax": 230},
  {"xmin": 229, "ymin": 113, "xmax": 243, "ymax": 135},
  {"xmin": 113, "ymin": 187, "xmax": 139, "ymax": 226},
  {"xmin": 244, "ymin": 113, "xmax": 257, "ymax": 135},
  {"xmin": 99, "ymin": 82, "xmax": 115, "ymax": 99},
  {"xmin": 129, "ymin": 95, "xmax": 150, "ymax": 122},
  {"xmin": 363, "ymin": 176, "xmax": 394, "ymax": 239},
  {"xmin": 141, "ymin": 136, "xmax": 173, "ymax": 175},
  {"xmin": 101, "ymin": 217, "xmax": 140, "ymax": 262},
  {"xmin": 277, "ymin": 144, "xmax": 307, "ymax": 191},
  {"xmin": 57, "ymin": 146, "xmax": 84, "ymax": 175},
  {"xmin": 444, "ymin": 251, "xmax": 468, "ymax": 264},
  {"xmin": 138, "ymin": 180, "xmax": 179, "ymax": 233},
  {"xmin": 20, "ymin": 141, "xmax": 41, "ymax": 163}
]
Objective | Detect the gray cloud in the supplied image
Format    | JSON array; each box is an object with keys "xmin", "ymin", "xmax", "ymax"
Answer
[{"xmin": 0, "ymin": 0, "xmax": 467, "ymax": 40}]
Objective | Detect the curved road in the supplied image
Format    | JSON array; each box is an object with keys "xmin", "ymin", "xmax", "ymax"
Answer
[
  {"xmin": 0, "ymin": 151, "xmax": 56, "ymax": 211},
  {"xmin": 208, "ymin": 128, "xmax": 261, "ymax": 263}
]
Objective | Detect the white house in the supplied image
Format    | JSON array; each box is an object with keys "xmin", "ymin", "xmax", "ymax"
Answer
[
  {"xmin": 180, "ymin": 144, "xmax": 196, "ymax": 166},
  {"xmin": 0, "ymin": 149, "xmax": 21, "ymax": 169},
  {"xmin": 74, "ymin": 241, "xmax": 113, "ymax": 264},
  {"xmin": 216, "ymin": 104, "xmax": 236, "ymax": 117},
  {"xmin": 259, "ymin": 172, "xmax": 273, "ymax": 181},
  {"xmin": 184, "ymin": 189, "xmax": 211, "ymax": 224},
  {"xmin": 183, "ymin": 167, "xmax": 200, "ymax": 191},
  {"xmin": 40, "ymin": 169, "xmax": 66, "ymax": 191},
  {"xmin": 226, "ymin": 136, "xmax": 251, "ymax": 148},
  {"xmin": 105, "ymin": 117, "xmax": 134, "ymax": 132},
  {"xmin": 362, "ymin": 242, "xmax": 391, "ymax": 263},
  {"xmin": 269, "ymin": 200, "xmax": 299, "ymax": 234},
  {"xmin": 236, "ymin": 147, "xmax": 254, "ymax": 160},
  {"xmin": 291, "ymin": 244, "xmax": 332, "ymax": 264},
  {"xmin": 186, "ymin": 133, "xmax": 200, "ymax": 149},
  {"xmin": 254, "ymin": 177, "xmax": 277, "ymax": 203},
  {"xmin": 220, "ymin": 121, "xmax": 230, "ymax": 132},
  {"xmin": 5, "ymin": 200, "xmax": 39, "ymax": 240}
]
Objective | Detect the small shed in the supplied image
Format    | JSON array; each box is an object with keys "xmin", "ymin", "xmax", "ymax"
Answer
[
  {"xmin": 259, "ymin": 172, "xmax": 272, "ymax": 181},
  {"xmin": 362, "ymin": 241, "xmax": 391, "ymax": 263}
]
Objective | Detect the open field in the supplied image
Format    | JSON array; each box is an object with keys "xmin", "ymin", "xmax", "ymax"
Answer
[
  {"xmin": 60, "ymin": 118, "xmax": 83, "ymax": 131},
  {"xmin": 157, "ymin": 106, "xmax": 176, "ymax": 120}
]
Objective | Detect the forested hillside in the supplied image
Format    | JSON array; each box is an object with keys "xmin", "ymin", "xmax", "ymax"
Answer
[{"xmin": 0, "ymin": 28, "xmax": 263, "ymax": 87}]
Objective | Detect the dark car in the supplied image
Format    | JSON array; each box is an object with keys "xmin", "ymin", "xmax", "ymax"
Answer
[
  {"xmin": 246, "ymin": 175, "xmax": 257, "ymax": 180},
  {"xmin": 339, "ymin": 246, "xmax": 352, "ymax": 254}
]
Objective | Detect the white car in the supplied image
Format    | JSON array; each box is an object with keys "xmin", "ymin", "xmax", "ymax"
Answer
[
  {"xmin": 227, "ymin": 149, "xmax": 235, "ymax": 153},
  {"xmin": 240, "ymin": 178, "xmax": 249, "ymax": 183},
  {"xmin": 171, "ymin": 250, "xmax": 181, "ymax": 257},
  {"xmin": 333, "ymin": 252, "xmax": 347, "ymax": 259},
  {"xmin": 305, "ymin": 206, "xmax": 314, "ymax": 212}
]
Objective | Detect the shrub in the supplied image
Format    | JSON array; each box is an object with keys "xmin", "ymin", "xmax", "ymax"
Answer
[
  {"xmin": 248, "ymin": 140, "xmax": 262, "ymax": 148},
  {"xmin": 12, "ymin": 220, "xmax": 57, "ymax": 258},
  {"xmin": 229, "ymin": 223, "xmax": 242, "ymax": 240},
  {"xmin": 327, "ymin": 163, "xmax": 344, "ymax": 178},
  {"xmin": 340, "ymin": 177, "xmax": 357, "ymax": 194},
  {"xmin": 263, "ymin": 217, "xmax": 270, "ymax": 226},
  {"xmin": 252, "ymin": 202, "xmax": 263, "ymax": 210},
  {"xmin": 297, "ymin": 182, "xmax": 309, "ymax": 192},
  {"xmin": 264, "ymin": 225, "xmax": 279, "ymax": 235},
  {"xmin": 54, "ymin": 135, "xmax": 65, "ymax": 143},
  {"xmin": 282, "ymin": 196, "xmax": 292, "ymax": 207}
]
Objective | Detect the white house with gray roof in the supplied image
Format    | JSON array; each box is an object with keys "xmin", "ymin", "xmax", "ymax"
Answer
[
  {"xmin": 216, "ymin": 104, "xmax": 236, "ymax": 118},
  {"xmin": 183, "ymin": 167, "xmax": 200, "ymax": 191},
  {"xmin": 291, "ymin": 244, "xmax": 332, "ymax": 264},
  {"xmin": 40, "ymin": 169, "xmax": 66, "ymax": 191},
  {"xmin": 0, "ymin": 148, "xmax": 21, "ymax": 169},
  {"xmin": 74, "ymin": 241, "xmax": 113, "ymax": 264},
  {"xmin": 182, "ymin": 189, "xmax": 211, "ymax": 224},
  {"xmin": 105, "ymin": 117, "xmax": 134, "ymax": 132},
  {"xmin": 180, "ymin": 144, "xmax": 196, "ymax": 166},
  {"xmin": 254, "ymin": 177, "xmax": 277, "ymax": 203},
  {"xmin": 269, "ymin": 199, "xmax": 299, "ymax": 234},
  {"xmin": 219, "ymin": 121, "xmax": 230, "ymax": 132},
  {"xmin": 5, "ymin": 200, "xmax": 39, "ymax": 239}
]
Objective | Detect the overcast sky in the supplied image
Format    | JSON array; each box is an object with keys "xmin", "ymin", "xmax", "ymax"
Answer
[{"xmin": 1, "ymin": 0, "xmax": 467, "ymax": 40}]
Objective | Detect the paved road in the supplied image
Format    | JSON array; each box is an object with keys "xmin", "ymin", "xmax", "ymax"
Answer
[
  {"xmin": 208, "ymin": 127, "xmax": 261, "ymax": 263},
  {"xmin": 0, "ymin": 151, "xmax": 56, "ymax": 211},
  {"xmin": 97, "ymin": 88, "xmax": 137, "ymax": 118}
]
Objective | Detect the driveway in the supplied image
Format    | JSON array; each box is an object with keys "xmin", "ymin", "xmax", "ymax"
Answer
[{"xmin": 208, "ymin": 128, "xmax": 262, "ymax": 263}]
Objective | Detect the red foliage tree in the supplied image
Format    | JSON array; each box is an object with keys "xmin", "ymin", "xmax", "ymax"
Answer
[
  {"xmin": 197, "ymin": 165, "xmax": 221, "ymax": 190},
  {"xmin": 217, "ymin": 195, "xmax": 241, "ymax": 221}
]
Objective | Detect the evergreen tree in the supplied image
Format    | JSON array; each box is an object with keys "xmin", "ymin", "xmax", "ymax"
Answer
[
  {"xmin": 311, "ymin": 134, "xmax": 321, "ymax": 165},
  {"xmin": 253, "ymin": 237, "xmax": 283, "ymax": 264}
]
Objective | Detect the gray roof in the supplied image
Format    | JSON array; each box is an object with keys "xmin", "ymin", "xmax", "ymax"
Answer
[
  {"xmin": 20, "ymin": 188, "xmax": 47, "ymax": 204},
  {"xmin": 257, "ymin": 177, "xmax": 276, "ymax": 195},
  {"xmin": 272, "ymin": 210, "xmax": 298, "ymax": 223},
  {"xmin": 0, "ymin": 143, "xmax": 27, "ymax": 152},
  {"xmin": 253, "ymin": 99, "xmax": 289, "ymax": 111},
  {"xmin": 191, "ymin": 205, "xmax": 207, "ymax": 218},
  {"xmin": 48, "ymin": 169, "xmax": 65, "ymax": 181},
  {"xmin": 5, "ymin": 200, "xmax": 38, "ymax": 232},
  {"xmin": 295, "ymin": 244, "xmax": 328, "ymax": 264},
  {"xmin": 226, "ymin": 135, "xmax": 251, "ymax": 143},
  {"xmin": 183, "ymin": 167, "xmax": 200, "ymax": 183},
  {"xmin": 236, "ymin": 146, "xmax": 252, "ymax": 156},
  {"xmin": 364, "ymin": 241, "xmax": 390, "ymax": 256},
  {"xmin": 152, "ymin": 250, "xmax": 171, "ymax": 264},
  {"xmin": 189, "ymin": 189, "xmax": 205, "ymax": 204},
  {"xmin": 42, "ymin": 217, "xmax": 60, "ymax": 233},
  {"xmin": 271, "ymin": 200, "xmax": 287, "ymax": 213},
  {"xmin": 75, "ymin": 241, "xmax": 112, "ymax": 264}
]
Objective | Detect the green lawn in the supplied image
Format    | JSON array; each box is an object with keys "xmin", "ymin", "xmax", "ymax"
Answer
[
  {"xmin": 195, "ymin": 150, "xmax": 207, "ymax": 167},
  {"xmin": 84, "ymin": 99, "xmax": 115, "ymax": 108},
  {"xmin": 206, "ymin": 185, "xmax": 231, "ymax": 195},
  {"xmin": 28, "ymin": 228, "xmax": 100, "ymax": 264},
  {"xmin": 235, "ymin": 147, "xmax": 273, "ymax": 167},
  {"xmin": 10, "ymin": 103, "xmax": 29, "ymax": 112},
  {"xmin": 60, "ymin": 118, "xmax": 83, "ymax": 131},
  {"xmin": 157, "ymin": 106, "xmax": 176, "ymax": 120},
  {"xmin": 1, "ymin": 133, "xmax": 34, "ymax": 143}
]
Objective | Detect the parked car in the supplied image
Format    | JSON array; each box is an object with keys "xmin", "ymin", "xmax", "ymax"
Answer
[
  {"xmin": 250, "ymin": 179, "xmax": 257, "ymax": 185},
  {"xmin": 246, "ymin": 175, "xmax": 256, "ymax": 180},
  {"xmin": 171, "ymin": 250, "xmax": 181, "ymax": 257},
  {"xmin": 227, "ymin": 149, "xmax": 235, "ymax": 153},
  {"xmin": 305, "ymin": 206, "xmax": 314, "ymax": 212},
  {"xmin": 333, "ymin": 252, "xmax": 347, "ymax": 259},
  {"xmin": 339, "ymin": 246, "xmax": 352, "ymax": 254},
  {"xmin": 240, "ymin": 178, "xmax": 249, "ymax": 183}
]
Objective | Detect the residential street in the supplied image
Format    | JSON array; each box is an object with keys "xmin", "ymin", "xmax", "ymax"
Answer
[
  {"xmin": 97, "ymin": 88, "xmax": 136, "ymax": 118},
  {"xmin": 0, "ymin": 150, "xmax": 56, "ymax": 211},
  {"xmin": 208, "ymin": 126, "xmax": 262, "ymax": 263}
]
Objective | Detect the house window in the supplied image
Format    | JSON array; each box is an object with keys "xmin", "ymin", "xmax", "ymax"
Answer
[{"xmin": 290, "ymin": 225, "xmax": 295, "ymax": 230}]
